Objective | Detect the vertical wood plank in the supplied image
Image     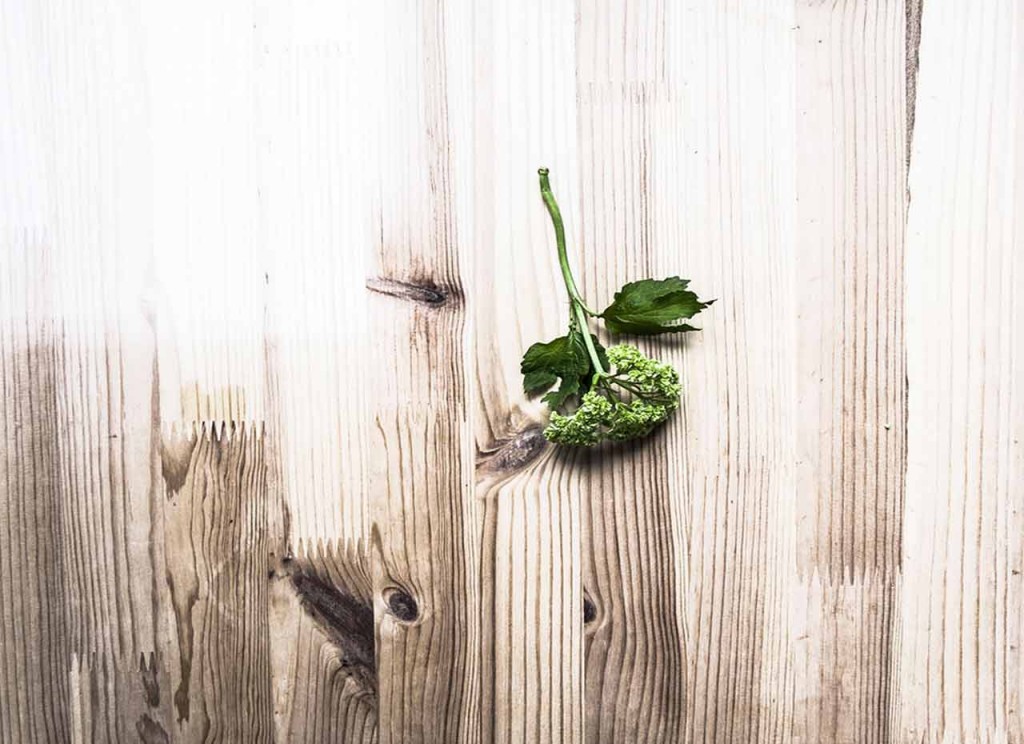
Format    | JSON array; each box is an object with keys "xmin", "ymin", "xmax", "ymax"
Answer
[
  {"xmin": 899, "ymin": 1, "xmax": 1024, "ymax": 741},
  {"xmin": 159, "ymin": 423, "xmax": 274, "ymax": 741},
  {"xmin": 469, "ymin": 1, "xmax": 584, "ymax": 742},
  {"xmin": 656, "ymin": 3, "xmax": 800, "ymax": 742},
  {"xmin": 254, "ymin": 6, "xmax": 381, "ymax": 737},
  {"xmin": 367, "ymin": 1, "xmax": 478, "ymax": 741},
  {"xmin": 1, "ymin": 0, "xmax": 162, "ymax": 740},
  {"xmin": 574, "ymin": 1, "xmax": 689, "ymax": 741},
  {"xmin": 790, "ymin": 1, "xmax": 908, "ymax": 742}
]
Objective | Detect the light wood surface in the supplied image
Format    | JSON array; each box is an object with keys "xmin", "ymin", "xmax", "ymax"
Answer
[{"xmin": 2, "ymin": 0, "xmax": 1021, "ymax": 742}]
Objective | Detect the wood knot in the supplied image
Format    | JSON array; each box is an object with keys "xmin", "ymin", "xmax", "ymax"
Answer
[
  {"xmin": 477, "ymin": 425, "xmax": 548, "ymax": 475},
  {"xmin": 289, "ymin": 571, "xmax": 376, "ymax": 690},
  {"xmin": 135, "ymin": 713, "xmax": 169, "ymax": 744},
  {"xmin": 366, "ymin": 276, "xmax": 460, "ymax": 308},
  {"xmin": 383, "ymin": 587, "xmax": 419, "ymax": 623},
  {"xmin": 583, "ymin": 595, "xmax": 597, "ymax": 624}
]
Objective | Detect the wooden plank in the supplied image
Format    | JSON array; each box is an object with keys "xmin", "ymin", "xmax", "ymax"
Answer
[
  {"xmin": 574, "ymin": 1, "xmax": 689, "ymax": 741},
  {"xmin": 468, "ymin": 1, "xmax": 584, "ymax": 742},
  {"xmin": 789, "ymin": 1, "xmax": 908, "ymax": 742},
  {"xmin": 898, "ymin": 1, "xmax": 1024, "ymax": 741},
  {"xmin": 254, "ymin": 7, "xmax": 381, "ymax": 737},
  {"xmin": 158, "ymin": 423, "xmax": 274, "ymax": 741},
  {"xmin": 366, "ymin": 2, "xmax": 478, "ymax": 742},
  {"xmin": 0, "ymin": 244, "xmax": 70, "ymax": 743},
  {"xmin": 652, "ymin": 3, "xmax": 801, "ymax": 742},
  {"xmin": 0, "ymin": 2, "xmax": 162, "ymax": 741}
]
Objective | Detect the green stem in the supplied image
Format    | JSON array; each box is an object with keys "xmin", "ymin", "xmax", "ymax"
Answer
[
  {"xmin": 538, "ymin": 168, "xmax": 608, "ymax": 379},
  {"xmin": 573, "ymin": 301, "xmax": 609, "ymax": 378},
  {"xmin": 537, "ymin": 168, "xmax": 598, "ymax": 316}
]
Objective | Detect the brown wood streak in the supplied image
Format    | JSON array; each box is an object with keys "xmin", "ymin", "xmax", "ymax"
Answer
[
  {"xmin": 905, "ymin": 0, "xmax": 924, "ymax": 165},
  {"xmin": 790, "ymin": 1, "xmax": 908, "ymax": 742},
  {"xmin": 0, "ymin": 320, "xmax": 70, "ymax": 741},
  {"xmin": 160, "ymin": 422, "xmax": 274, "ymax": 741},
  {"xmin": 368, "ymin": 0, "xmax": 478, "ymax": 741},
  {"xmin": 575, "ymin": 2, "xmax": 688, "ymax": 741},
  {"xmin": 467, "ymin": 1, "xmax": 584, "ymax": 740}
]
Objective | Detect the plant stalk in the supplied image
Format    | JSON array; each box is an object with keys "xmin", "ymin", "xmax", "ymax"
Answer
[
  {"xmin": 573, "ymin": 302, "xmax": 609, "ymax": 379},
  {"xmin": 538, "ymin": 167, "xmax": 608, "ymax": 379},
  {"xmin": 537, "ymin": 168, "xmax": 598, "ymax": 316}
]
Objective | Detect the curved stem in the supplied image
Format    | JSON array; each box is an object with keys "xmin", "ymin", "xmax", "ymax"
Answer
[{"xmin": 538, "ymin": 168, "xmax": 599, "ymax": 316}]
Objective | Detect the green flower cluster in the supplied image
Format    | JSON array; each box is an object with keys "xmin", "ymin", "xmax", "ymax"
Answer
[{"xmin": 544, "ymin": 344, "xmax": 681, "ymax": 446}]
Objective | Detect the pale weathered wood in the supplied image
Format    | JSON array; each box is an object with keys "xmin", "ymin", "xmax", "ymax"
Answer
[
  {"xmin": 789, "ymin": 2, "xmax": 909, "ymax": 742},
  {"xmin": 574, "ymin": 1, "xmax": 689, "ymax": 740},
  {"xmin": 898, "ymin": 1, "xmax": 1024, "ymax": 742},
  {"xmin": 4, "ymin": 0, "xmax": 1024, "ymax": 741},
  {"xmin": 366, "ymin": 2, "xmax": 479, "ymax": 742},
  {"xmin": 651, "ymin": 4, "xmax": 801, "ymax": 742},
  {"xmin": 468, "ymin": 2, "xmax": 585, "ymax": 742}
]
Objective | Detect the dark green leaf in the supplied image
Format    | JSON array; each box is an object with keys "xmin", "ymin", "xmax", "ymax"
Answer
[
  {"xmin": 523, "ymin": 370, "xmax": 558, "ymax": 394},
  {"xmin": 521, "ymin": 330, "xmax": 606, "ymax": 410},
  {"xmin": 521, "ymin": 334, "xmax": 589, "ymax": 379},
  {"xmin": 600, "ymin": 277, "xmax": 714, "ymax": 335},
  {"xmin": 542, "ymin": 375, "xmax": 580, "ymax": 409}
]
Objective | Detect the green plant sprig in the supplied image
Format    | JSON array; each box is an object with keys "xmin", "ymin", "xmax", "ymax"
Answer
[{"xmin": 522, "ymin": 168, "xmax": 714, "ymax": 446}]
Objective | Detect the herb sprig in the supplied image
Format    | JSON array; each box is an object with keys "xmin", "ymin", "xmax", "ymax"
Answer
[{"xmin": 522, "ymin": 168, "xmax": 714, "ymax": 446}]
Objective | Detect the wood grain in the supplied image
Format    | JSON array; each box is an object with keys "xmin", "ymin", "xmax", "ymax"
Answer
[
  {"xmin": 3, "ymin": 0, "xmax": 1023, "ymax": 741},
  {"xmin": 0, "ymin": 244, "xmax": 70, "ymax": 743},
  {"xmin": 899, "ymin": 1, "xmax": 1024, "ymax": 741},
  {"xmin": 790, "ymin": 1, "xmax": 908, "ymax": 741},
  {"xmin": 468, "ymin": 2, "xmax": 585, "ymax": 742},
  {"xmin": 159, "ymin": 423, "xmax": 274, "ymax": 742},
  {"xmin": 366, "ymin": 2, "xmax": 479, "ymax": 742},
  {"xmin": 575, "ymin": 1, "xmax": 688, "ymax": 741},
  {"xmin": 645, "ymin": 2, "xmax": 804, "ymax": 741}
]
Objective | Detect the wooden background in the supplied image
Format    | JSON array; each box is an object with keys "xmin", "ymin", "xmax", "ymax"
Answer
[{"xmin": 1, "ymin": 0, "xmax": 1022, "ymax": 742}]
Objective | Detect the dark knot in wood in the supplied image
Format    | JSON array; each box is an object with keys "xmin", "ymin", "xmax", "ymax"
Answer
[
  {"xmin": 583, "ymin": 596, "xmax": 597, "ymax": 624},
  {"xmin": 366, "ymin": 276, "xmax": 459, "ymax": 308},
  {"xmin": 136, "ymin": 713, "xmax": 170, "ymax": 744},
  {"xmin": 384, "ymin": 588, "xmax": 419, "ymax": 623},
  {"xmin": 290, "ymin": 571, "xmax": 376, "ymax": 690},
  {"xmin": 477, "ymin": 425, "xmax": 548, "ymax": 475}
]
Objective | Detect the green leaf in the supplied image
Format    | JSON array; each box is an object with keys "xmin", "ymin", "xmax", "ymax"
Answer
[
  {"xmin": 542, "ymin": 375, "xmax": 580, "ymax": 409},
  {"xmin": 521, "ymin": 330, "xmax": 606, "ymax": 410},
  {"xmin": 521, "ymin": 333, "xmax": 589, "ymax": 407},
  {"xmin": 523, "ymin": 370, "xmax": 559, "ymax": 394},
  {"xmin": 600, "ymin": 277, "xmax": 714, "ymax": 335},
  {"xmin": 521, "ymin": 334, "xmax": 589, "ymax": 379}
]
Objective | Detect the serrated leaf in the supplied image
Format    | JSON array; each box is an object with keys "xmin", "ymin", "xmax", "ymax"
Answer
[
  {"xmin": 520, "ymin": 330, "xmax": 605, "ymax": 410},
  {"xmin": 600, "ymin": 277, "xmax": 714, "ymax": 335},
  {"xmin": 542, "ymin": 375, "xmax": 580, "ymax": 409}
]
